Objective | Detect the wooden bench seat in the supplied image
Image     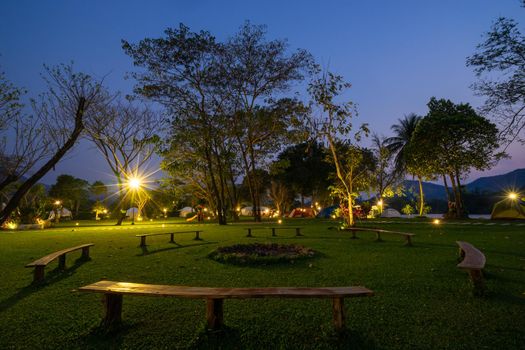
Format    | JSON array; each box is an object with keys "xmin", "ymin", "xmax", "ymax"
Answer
[
  {"xmin": 25, "ymin": 243, "xmax": 94, "ymax": 283},
  {"xmin": 456, "ymin": 241, "xmax": 486, "ymax": 295},
  {"xmin": 78, "ymin": 280, "xmax": 373, "ymax": 332},
  {"xmin": 136, "ymin": 231, "xmax": 202, "ymax": 247},
  {"xmin": 340, "ymin": 227, "xmax": 415, "ymax": 246},
  {"xmin": 245, "ymin": 227, "xmax": 303, "ymax": 237}
]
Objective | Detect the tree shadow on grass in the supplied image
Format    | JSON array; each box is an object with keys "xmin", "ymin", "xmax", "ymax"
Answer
[
  {"xmin": 138, "ymin": 241, "xmax": 218, "ymax": 256},
  {"xmin": 0, "ymin": 257, "xmax": 91, "ymax": 314},
  {"xmin": 76, "ymin": 321, "xmax": 137, "ymax": 349}
]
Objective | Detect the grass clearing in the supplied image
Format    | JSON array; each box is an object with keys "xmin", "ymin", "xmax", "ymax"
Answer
[{"xmin": 0, "ymin": 218, "xmax": 524, "ymax": 349}]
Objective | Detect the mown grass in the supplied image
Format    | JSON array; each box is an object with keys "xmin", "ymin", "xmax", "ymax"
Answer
[{"xmin": 0, "ymin": 217, "xmax": 524, "ymax": 349}]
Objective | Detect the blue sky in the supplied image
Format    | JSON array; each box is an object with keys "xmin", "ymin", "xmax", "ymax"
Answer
[{"xmin": 1, "ymin": 0, "xmax": 524, "ymax": 185}]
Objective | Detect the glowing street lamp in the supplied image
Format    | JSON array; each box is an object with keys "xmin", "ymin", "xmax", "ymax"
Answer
[
  {"xmin": 508, "ymin": 192, "xmax": 518, "ymax": 200},
  {"xmin": 127, "ymin": 177, "xmax": 142, "ymax": 225}
]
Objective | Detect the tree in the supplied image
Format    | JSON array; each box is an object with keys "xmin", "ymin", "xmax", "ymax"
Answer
[
  {"xmin": 222, "ymin": 23, "xmax": 313, "ymax": 221},
  {"xmin": 49, "ymin": 174, "xmax": 90, "ymax": 217},
  {"xmin": 0, "ymin": 67, "xmax": 50, "ymax": 193},
  {"xmin": 0, "ymin": 64, "xmax": 108, "ymax": 226},
  {"xmin": 410, "ymin": 98, "xmax": 503, "ymax": 218},
  {"xmin": 90, "ymin": 180, "xmax": 107, "ymax": 202},
  {"xmin": 467, "ymin": 1, "xmax": 525, "ymax": 145},
  {"xmin": 306, "ymin": 71, "xmax": 370, "ymax": 227},
  {"xmin": 273, "ymin": 141, "xmax": 333, "ymax": 206},
  {"xmin": 370, "ymin": 134, "xmax": 400, "ymax": 207},
  {"xmin": 384, "ymin": 114, "xmax": 428, "ymax": 216},
  {"xmin": 86, "ymin": 98, "xmax": 161, "ymax": 225}
]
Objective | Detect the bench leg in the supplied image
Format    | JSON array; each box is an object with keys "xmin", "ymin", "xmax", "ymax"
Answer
[
  {"xmin": 81, "ymin": 247, "xmax": 91, "ymax": 259},
  {"xmin": 140, "ymin": 236, "xmax": 146, "ymax": 247},
  {"xmin": 194, "ymin": 231, "xmax": 202, "ymax": 240},
  {"xmin": 375, "ymin": 232, "xmax": 383, "ymax": 242},
  {"xmin": 351, "ymin": 231, "xmax": 357, "ymax": 239},
  {"xmin": 469, "ymin": 269, "xmax": 485, "ymax": 296},
  {"xmin": 332, "ymin": 297, "xmax": 345, "ymax": 332},
  {"xmin": 295, "ymin": 228, "xmax": 303, "ymax": 237},
  {"xmin": 246, "ymin": 229, "xmax": 253, "ymax": 238},
  {"xmin": 102, "ymin": 294, "xmax": 123, "ymax": 330},
  {"xmin": 206, "ymin": 298, "xmax": 224, "ymax": 330},
  {"xmin": 33, "ymin": 266, "xmax": 45, "ymax": 283},
  {"xmin": 58, "ymin": 254, "xmax": 66, "ymax": 270},
  {"xmin": 271, "ymin": 228, "xmax": 276, "ymax": 237},
  {"xmin": 405, "ymin": 236, "xmax": 413, "ymax": 247}
]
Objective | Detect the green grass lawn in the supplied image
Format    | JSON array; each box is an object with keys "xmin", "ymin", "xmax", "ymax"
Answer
[{"xmin": 0, "ymin": 217, "xmax": 524, "ymax": 349}]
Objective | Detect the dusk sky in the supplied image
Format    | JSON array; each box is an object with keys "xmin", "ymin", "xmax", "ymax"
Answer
[{"xmin": 1, "ymin": 0, "xmax": 524, "ymax": 185}]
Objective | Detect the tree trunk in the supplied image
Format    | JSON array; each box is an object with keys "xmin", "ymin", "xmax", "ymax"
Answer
[
  {"xmin": 417, "ymin": 175, "xmax": 424, "ymax": 216},
  {"xmin": 442, "ymin": 174, "xmax": 451, "ymax": 203},
  {"xmin": 0, "ymin": 98, "xmax": 86, "ymax": 226},
  {"xmin": 455, "ymin": 170, "xmax": 466, "ymax": 218}
]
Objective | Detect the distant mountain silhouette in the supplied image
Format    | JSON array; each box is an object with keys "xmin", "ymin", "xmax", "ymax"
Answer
[
  {"xmin": 466, "ymin": 168, "xmax": 525, "ymax": 193},
  {"xmin": 402, "ymin": 168, "xmax": 525, "ymax": 200}
]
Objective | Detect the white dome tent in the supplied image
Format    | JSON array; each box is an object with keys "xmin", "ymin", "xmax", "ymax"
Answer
[
  {"xmin": 48, "ymin": 207, "xmax": 72, "ymax": 220},
  {"xmin": 380, "ymin": 208, "xmax": 401, "ymax": 218}
]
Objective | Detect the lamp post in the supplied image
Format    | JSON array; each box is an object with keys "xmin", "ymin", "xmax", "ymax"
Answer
[{"xmin": 128, "ymin": 177, "xmax": 142, "ymax": 225}]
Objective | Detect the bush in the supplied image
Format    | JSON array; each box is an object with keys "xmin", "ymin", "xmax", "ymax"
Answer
[{"xmin": 208, "ymin": 243, "xmax": 315, "ymax": 265}]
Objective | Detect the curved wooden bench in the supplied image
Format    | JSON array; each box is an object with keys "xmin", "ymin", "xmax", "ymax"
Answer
[
  {"xmin": 340, "ymin": 227, "xmax": 415, "ymax": 246},
  {"xmin": 456, "ymin": 241, "xmax": 486, "ymax": 294},
  {"xmin": 25, "ymin": 243, "xmax": 94, "ymax": 283},
  {"xmin": 136, "ymin": 231, "xmax": 202, "ymax": 247},
  {"xmin": 78, "ymin": 280, "xmax": 373, "ymax": 332}
]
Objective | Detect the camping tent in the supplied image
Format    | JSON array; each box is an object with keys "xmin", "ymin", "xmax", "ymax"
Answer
[
  {"xmin": 381, "ymin": 208, "xmax": 401, "ymax": 218},
  {"xmin": 179, "ymin": 206, "xmax": 195, "ymax": 218},
  {"xmin": 288, "ymin": 207, "xmax": 316, "ymax": 218},
  {"xmin": 240, "ymin": 206, "xmax": 271, "ymax": 216},
  {"xmin": 316, "ymin": 205, "xmax": 338, "ymax": 218},
  {"xmin": 48, "ymin": 207, "xmax": 72, "ymax": 220},
  {"xmin": 126, "ymin": 207, "xmax": 139, "ymax": 218},
  {"xmin": 491, "ymin": 198, "xmax": 525, "ymax": 220}
]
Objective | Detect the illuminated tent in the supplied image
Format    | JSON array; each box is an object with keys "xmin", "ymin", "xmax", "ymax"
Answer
[
  {"xmin": 48, "ymin": 207, "xmax": 72, "ymax": 220},
  {"xmin": 126, "ymin": 207, "xmax": 139, "ymax": 218},
  {"xmin": 490, "ymin": 198, "xmax": 525, "ymax": 220},
  {"xmin": 381, "ymin": 208, "xmax": 401, "ymax": 218},
  {"xmin": 179, "ymin": 206, "xmax": 195, "ymax": 217},
  {"xmin": 316, "ymin": 205, "xmax": 338, "ymax": 218},
  {"xmin": 288, "ymin": 207, "xmax": 316, "ymax": 218},
  {"xmin": 240, "ymin": 206, "xmax": 271, "ymax": 216}
]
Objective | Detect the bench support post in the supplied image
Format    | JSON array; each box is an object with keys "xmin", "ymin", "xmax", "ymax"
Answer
[
  {"xmin": 140, "ymin": 236, "xmax": 146, "ymax": 247},
  {"xmin": 332, "ymin": 297, "xmax": 345, "ymax": 331},
  {"xmin": 375, "ymin": 231, "xmax": 383, "ymax": 242},
  {"xmin": 350, "ymin": 230, "xmax": 357, "ymax": 239},
  {"xmin": 246, "ymin": 229, "xmax": 253, "ymax": 238},
  {"xmin": 194, "ymin": 231, "xmax": 202, "ymax": 240},
  {"xmin": 102, "ymin": 294, "xmax": 123, "ymax": 330},
  {"xmin": 469, "ymin": 269, "xmax": 485, "ymax": 296},
  {"xmin": 271, "ymin": 228, "xmax": 277, "ymax": 237},
  {"xmin": 170, "ymin": 233, "xmax": 175, "ymax": 243},
  {"xmin": 58, "ymin": 254, "xmax": 66, "ymax": 270},
  {"xmin": 33, "ymin": 266, "xmax": 45, "ymax": 283},
  {"xmin": 206, "ymin": 298, "xmax": 224, "ymax": 330},
  {"xmin": 405, "ymin": 236, "xmax": 413, "ymax": 247},
  {"xmin": 81, "ymin": 247, "xmax": 91, "ymax": 259},
  {"xmin": 295, "ymin": 228, "xmax": 303, "ymax": 237}
]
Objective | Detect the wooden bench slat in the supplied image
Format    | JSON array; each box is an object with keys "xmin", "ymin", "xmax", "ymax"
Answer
[
  {"xmin": 456, "ymin": 241, "xmax": 486, "ymax": 269},
  {"xmin": 25, "ymin": 243, "xmax": 94, "ymax": 267},
  {"xmin": 136, "ymin": 231, "xmax": 202, "ymax": 238},
  {"xmin": 78, "ymin": 281, "xmax": 373, "ymax": 299}
]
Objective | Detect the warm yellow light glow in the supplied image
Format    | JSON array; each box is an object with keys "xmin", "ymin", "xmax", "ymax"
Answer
[
  {"xmin": 54, "ymin": 200, "xmax": 61, "ymax": 205},
  {"xmin": 75, "ymin": 222, "xmax": 79, "ymax": 226},
  {"xmin": 316, "ymin": 206, "xmax": 321, "ymax": 211},
  {"xmin": 206, "ymin": 216, "xmax": 211, "ymax": 220},
  {"xmin": 236, "ymin": 206, "xmax": 241, "ymax": 212},
  {"xmin": 162, "ymin": 224, "xmax": 165, "ymax": 228},
  {"xmin": 331, "ymin": 215, "xmax": 336, "ymax": 219},
  {"xmin": 278, "ymin": 219, "xmax": 282, "ymax": 224},
  {"xmin": 377, "ymin": 200, "xmax": 383, "ymax": 206},
  {"xmin": 103, "ymin": 209, "xmax": 108, "ymax": 214},
  {"xmin": 315, "ymin": 202, "xmax": 319, "ymax": 206},
  {"xmin": 137, "ymin": 216, "xmax": 143, "ymax": 222},
  {"xmin": 433, "ymin": 219, "xmax": 440, "ymax": 225},
  {"xmin": 128, "ymin": 177, "xmax": 142, "ymax": 190},
  {"xmin": 203, "ymin": 208, "xmax": 208, "ymax": 212},
  {"xmin": 7, "ymin": 222, "xmax": 17, "ymax": 230},
  {"xmin": 508, "ymin": 192, "xmax": 518, "ymax": 200},
  {"xmin": 163, "ymin": 208, "xmax": 167, "ymax": 212}
]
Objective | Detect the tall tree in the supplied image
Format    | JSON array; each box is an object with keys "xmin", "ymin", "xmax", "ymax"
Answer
[
  {"xmin": 370, "ymin": 134, "xmax": 400, "ymax": 207},
  {"xmin": 49, "ymin": 174, "xmax": 89, "ymax": 217},
  {"xmin": 384, "ymin": 114, "xmax": 428, "ymax": 216},
  {"xmin": 467, "ymin": 1, "xmax": 525, "ymax": 145},
  {"xmin": 306, "ymin": 71, "xmax": 369, "ymax": 227},
  {"xmin": 410, "ymin": 98, "xmax": 503, "ymax": 218},
  {"xmin": 86, "ymin": 98, "xmax": 161, "ymax": 225},
  {"xmin": 0, "ymin": 64, "xmax": 108, "ymax": 226}
]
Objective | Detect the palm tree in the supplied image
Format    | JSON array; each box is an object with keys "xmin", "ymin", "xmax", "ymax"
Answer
[{"xmin": 385, "ymin": 114, "xmax": 426, "ymax": 216}]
